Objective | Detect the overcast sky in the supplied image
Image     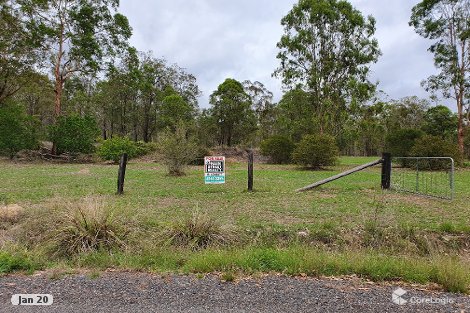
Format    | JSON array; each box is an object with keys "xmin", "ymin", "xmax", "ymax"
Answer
[{"xmin": 120, "ymin": 0, "xmax": 445, "ymax": 109}]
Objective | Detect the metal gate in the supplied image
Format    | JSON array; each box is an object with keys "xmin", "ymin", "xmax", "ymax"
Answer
[{"xmin": 391, "ymin": 157, "xmax": 455, "ymax": 200}]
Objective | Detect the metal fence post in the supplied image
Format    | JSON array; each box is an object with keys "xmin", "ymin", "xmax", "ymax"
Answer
[
  {"xmin": 450, "ymin": 158, "xmax": 454, "ymax": 200},
  {"xmin": 415, "ymin": 158, "xmax": 419, "ymax": 193}
]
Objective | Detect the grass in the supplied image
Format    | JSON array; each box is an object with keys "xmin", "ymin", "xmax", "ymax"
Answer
[
  {"xmin": 0, "ymin": 251, "xmax": 39, "ymax": 274},
  {"xmin": 0, "ymin": 156, "xmax": 469, "ymax": 292},
  {"xmin": 51, "ymin": 247, "xmax": 470, "ymax": 294}
]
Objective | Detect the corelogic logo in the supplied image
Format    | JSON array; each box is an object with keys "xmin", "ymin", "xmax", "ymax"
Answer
[
  {"xmin": 392, "ymin": 288, "xmax": 408, "ymax": 305},
  {"xmin": 391, "ymin": 287, "xmax": 455, "ymax": 306}
]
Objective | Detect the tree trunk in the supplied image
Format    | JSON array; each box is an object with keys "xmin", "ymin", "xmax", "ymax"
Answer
[
  {"xmin": 102, "ymin": 119, "xmax": 107, "ymax": 140},
  {"xmin": 457, "ymin": 97, "xmax": 464, "ymax": 155}
]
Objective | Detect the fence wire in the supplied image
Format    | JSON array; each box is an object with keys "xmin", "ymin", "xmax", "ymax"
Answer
[{"xmin": 391, "ymin": 157, "xmax": 454, "ymax": 200}]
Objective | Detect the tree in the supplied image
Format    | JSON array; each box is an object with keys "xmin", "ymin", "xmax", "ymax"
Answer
[
  {"xmin": 410, "ymin": 0, "xmax": 470, "ymax": 154},
  {"xmin": 274, "ymin": 0, "xmax": 381, "ymax": 134},
  {"xmin": 0, "ymin": 103, "xmax": 38, "ymax": 159},
  {"xmin": 385, "ymin": 129, "xmax": 424, "ymax": 159},
  {"xmin": 274, "ymin": 88, "xmax": 316, "ymax": 142},
  {"xmin": 18, "ymin": 0, "xmax": 132, "ymax": 118},
  {"xmin": 0, "ymin": 0, "xmax": 35, "ymax": 104},
  {"xmin": 242, "ymin": 80, "xmax": 277, "ymax": 140},
  {"xmin": 422, "ymin": 105, "xmax": 457, "ymax": 139},
  {"xmin": 49, "ymin": 114, "xmax": 99, "ymax": 154},
  {"xmin": 209, "ymin": 78, "xmax": 256, "ymax": 146},
  {"xmin": 382, "ymin": 96, "xmax": 430, "ymax": 134},
  {"xmin": 14, "ymin": 71, "xmax": 54, "ymax": 126},
  {"xmin": 157, "ymin": 92, "xmax": 194, "ymax": 131}
]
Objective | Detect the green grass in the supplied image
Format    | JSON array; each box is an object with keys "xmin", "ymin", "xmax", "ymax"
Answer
[
  {"xmin": 0, "ymin": 251, "xmax": 40, "ymax": 274},
  {"xmin": 1, "ymin": 156, "xmax": 470, "ymax": 292},
  {"xmin": 58, "ymin": 247, "xmax": 470, "ymax": 293}
]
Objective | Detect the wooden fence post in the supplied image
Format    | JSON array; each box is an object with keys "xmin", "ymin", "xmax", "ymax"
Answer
[
  {"xmin": 247, "ymin": 150, "xmax": 254, "ymax": 192},
  {"xmin": 117, "ymin": 153, "xmax": 128, "ymax": 195},
  {"xmin": 381, "ymin": 152, "xmax": 392, "ymax": 190}
]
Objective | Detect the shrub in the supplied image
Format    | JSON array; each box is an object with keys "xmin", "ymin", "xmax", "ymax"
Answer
[
  {"xmin": 292, "ymin": 134, "xmax": 338, "ymax": 168},
  {"xmin": 49, "ymin": 114, "xmax": 99, "ymax": 154},
  {"xmin": 157, "ymin": 122, "xmax": 198, "ymax": 176},
  {"xmin": 0, "ymin": 104, "xmax": 39, "ymax": 159},
  {"xmin": 190, "ymin": 145, "xmax": 211, "ymax": 166},
  {"xmin": 134, "ymin": 141, "xmax": 157, "ymax": 157},
  {"xmin": 385, "ymin": 128, "xmax": 423, "ymax": 158},
  {"xmin": 97, "ymin": 137, "xmax": 139, "ymax": 163},
  {"xmin": 411, "ymin": 135, "xmax": 463, "ymax": 168},
  {"xmin": 464, "ymin": 131, "xmax": 470, "ymax": 160},
  {"xmin": 260, "ymin": 135, "xmax": 295, "ymax": 164}
]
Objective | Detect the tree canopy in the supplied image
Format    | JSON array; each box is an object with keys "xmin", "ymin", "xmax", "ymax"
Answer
[
  {"xmin": 17, "ymin": 0, "xmax": 132, "ymax": 117},
  {"xmin": 209, "ymin": 78, "xmax": 256, "ymax": 146},
  {"xmin": 410, "ymin": 0, "xmax": 469, "ymax": 154},
  {"xmin": 274, "ymin": 0, "xmax": 381, "ymax": 134}
]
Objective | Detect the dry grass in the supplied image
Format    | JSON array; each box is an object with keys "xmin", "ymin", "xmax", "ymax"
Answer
[
  {"xmin": 17, "ymin": 198, "xmax": 128, "ymax": 257},
  {"xmin": 166, "ymin": 208, "xmax": 236, "ymax": 250},
  {"xmin": 0, "ymin": 204, "xmax": 25, "ymax": 227}
]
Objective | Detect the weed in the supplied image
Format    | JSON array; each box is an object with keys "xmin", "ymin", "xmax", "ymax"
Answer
[
  {"xmin": 439, "ymin": 222, "xmax": 457, "ymax": 233},
  {"xmin": 88, "ymin": 270, "xmax": 101, "ymax": 279},
  {"xmin": 221, "ymin": 271, "xmax": 235, "ymax": 282}
]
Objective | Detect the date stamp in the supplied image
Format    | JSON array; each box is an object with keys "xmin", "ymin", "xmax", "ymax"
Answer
[{"xmin": 11, "ymin": 294, "xmax": 53, "ymax": 306}]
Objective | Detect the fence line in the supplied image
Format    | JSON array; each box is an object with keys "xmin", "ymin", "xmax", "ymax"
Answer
[{"xmin": 390, "ymin": 157, "xmax": 454, "ymax": 200}]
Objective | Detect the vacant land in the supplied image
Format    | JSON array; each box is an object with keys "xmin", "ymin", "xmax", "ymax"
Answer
[{"xmin": 1, "ymin": 157, "xmax": 469, "ymax": 293}]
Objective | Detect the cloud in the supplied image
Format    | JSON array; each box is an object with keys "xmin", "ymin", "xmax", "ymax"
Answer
[{"xmin": 120, "ymin": 0, "xmax": 448, "ymax": 109}]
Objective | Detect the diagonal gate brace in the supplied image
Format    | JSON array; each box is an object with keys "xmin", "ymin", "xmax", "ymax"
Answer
[{"xmin": 296, "ymin": 156, "xmax": 388, "ymax": 192}]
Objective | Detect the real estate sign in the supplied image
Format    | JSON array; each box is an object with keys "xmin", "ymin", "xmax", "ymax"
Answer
[{"xmin": 204, "ymin": 156, "xmax": 225, "ymax": 184}]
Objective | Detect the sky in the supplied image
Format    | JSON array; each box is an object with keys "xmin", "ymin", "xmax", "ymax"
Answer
[{"xmin": 119, "ymin": 0, "xmax": 445, "ymax": 109}]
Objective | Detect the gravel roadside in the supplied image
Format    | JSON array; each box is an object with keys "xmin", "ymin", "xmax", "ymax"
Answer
[{"xmin": 1, "ymin": 272, "xmax": 469, "ymax": 313}]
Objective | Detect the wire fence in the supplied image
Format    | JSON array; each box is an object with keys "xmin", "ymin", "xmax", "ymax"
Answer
[{"xmin": 390, "ymin": 157, "xmax": 454, "ymax": 200}]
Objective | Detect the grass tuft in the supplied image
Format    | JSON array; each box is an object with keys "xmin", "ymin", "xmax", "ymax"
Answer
[
  {"xmin": 17, "ymin": 198, "xmax": 128, "ymax": 257},
  {"xmin": 52, "ymin": 201, "xmax": 128, "ymax": 256},
  {"xmin": 0, "ymin": 204, "xmax": 25, "ymax": 228},
  {"xmin": 166, "ymin": 210, "xmax": 235, "ymax": 250}
]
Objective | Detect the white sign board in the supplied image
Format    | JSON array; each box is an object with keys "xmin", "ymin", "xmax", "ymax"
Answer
[{"xmin": 204, "ymin": 156, "xmax": 225, "ymax": 184}]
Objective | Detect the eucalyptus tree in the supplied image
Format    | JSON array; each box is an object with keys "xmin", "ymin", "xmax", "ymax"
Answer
[
  {"xmin": 0, "ymin": 0, "xmax": 35, "ymax": 104},
  {"xmin": 18, "ymin": 0, "xmax": 132, "ymax": 118},
  {"xmin": 242, "ymin": 80, "xmax": 276, "ymax": 140},
  {"xmin": 209, "ymin": 78, "xmax": 256, "ymax": 146},
  {"xmin": 274, "ymin": 88, "xmax": 316, "ymax": 142},
  {"xmin": 274, "ymin": 0, "xmax": 381, "ymax": 135},
  {"xmin": 138, "ymin": 53, "xmax": 200, "ymax": 142},
  {"xmin": 410, "ymin": 0, "xmax": 469, "ymax": 154}
]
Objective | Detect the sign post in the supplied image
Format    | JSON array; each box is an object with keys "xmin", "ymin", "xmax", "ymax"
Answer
[{"xmin": 204, "ymin": 156, "xmax": 225, "ymax": 184}]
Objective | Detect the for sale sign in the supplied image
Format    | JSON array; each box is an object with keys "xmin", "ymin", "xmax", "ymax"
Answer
[{"xmin": 204, "ymin": 156, "xmax": 225, "ymax": 184}]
